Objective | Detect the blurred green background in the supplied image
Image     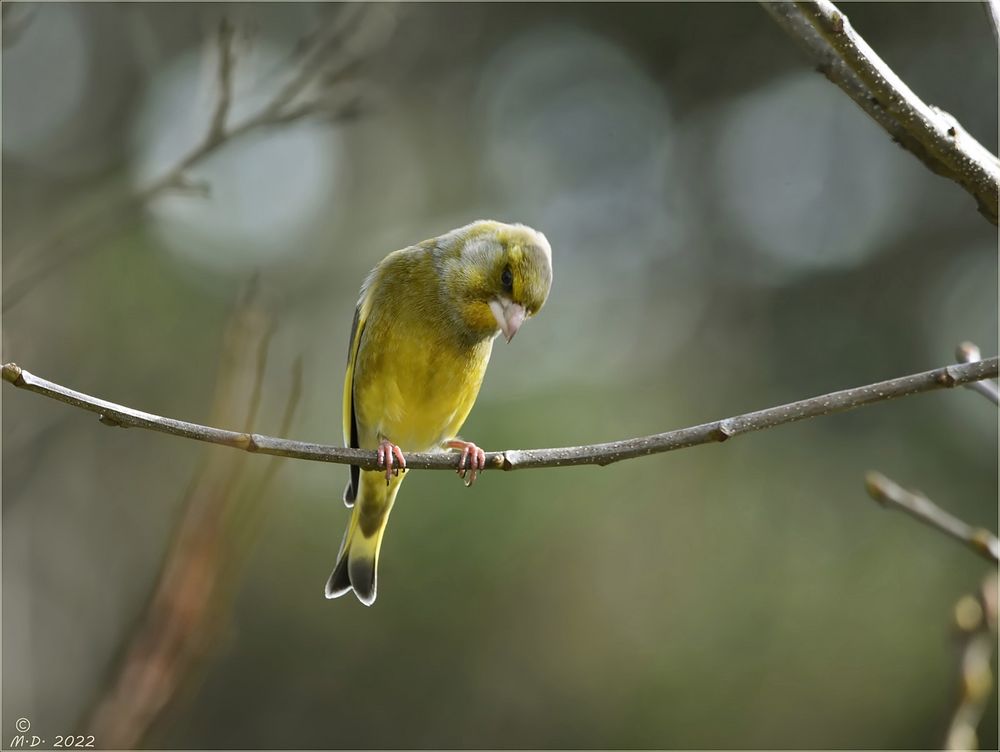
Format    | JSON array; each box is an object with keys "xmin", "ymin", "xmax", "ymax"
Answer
[{"xmin": 3, "ymin": 2, "xmax": 997, "ymax": 749}]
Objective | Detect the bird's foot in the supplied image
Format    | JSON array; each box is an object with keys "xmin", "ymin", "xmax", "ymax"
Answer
[
  {"xmin": 376, "ymin": 438, "xmax": 406, "ymax": 485},
  {"xmin": 446, "ymin": 439, "xmax": 486, "ymax": 487}
]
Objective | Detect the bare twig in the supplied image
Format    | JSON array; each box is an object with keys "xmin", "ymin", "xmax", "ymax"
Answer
[
  {"xmin": 865, "ymin": 471, "xmax": 999, "ymax": 564},
  {"xmin": 761, "ymin": 0, "xmax": 1000, "ymax": 224},
  {"xmin": 944, "ymin": 574, "xmax": 998, "ymax": 751},
  {"xmin": 132, "ymin": 14, "xmax": 366, "ymax": 205},
  {"xmin": 956, "ymin": 342, "xmax": 1000, "ymax": 405},
  {"xmin": 3, "ymin": 7, "xmax": 384, "ymax": 313},
  {"xmin": 206, "ymin": 19, "xmax": 236, "ymax": 146},
  {"xmin": 224, "ymin": 355, "xmax": 304, "ymax": 569},
  {"xmin": 86, "ymin": 289, "xmax": 279, "ymax": 748},
  {"xmin": 259, "ymin": 2, "xmax": 370, "ymax": 118},
  {"xmin": 3, "ymin": 357, "xmax": 997, "ymax": 473}
]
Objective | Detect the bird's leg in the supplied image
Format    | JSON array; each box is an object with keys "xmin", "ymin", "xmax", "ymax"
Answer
[
  {"xmin": 445, "ymin": 439, "xmax": 487, "ymax": 487},
  {"xmin": 376, "ymin": 437, "xmax": 406, "ymax": 485}
]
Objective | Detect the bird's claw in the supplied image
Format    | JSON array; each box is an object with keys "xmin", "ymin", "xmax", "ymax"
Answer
[
  {"xmin": 376, "ymin": 438, "xmax": 406, "ymax": 485},
  {"xmin": 447, "ymin": 440, "xmax": 487, "ymax": 487}
]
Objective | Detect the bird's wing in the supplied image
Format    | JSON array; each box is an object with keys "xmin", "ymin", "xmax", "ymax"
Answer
[{"xmin": 342, "ymin": 303, "xmax": 365, "ymax": 506}]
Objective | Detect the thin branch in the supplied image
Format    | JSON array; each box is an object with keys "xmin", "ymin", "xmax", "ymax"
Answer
[
  {"xmin": 224, "ymin": 354, "xmax": 305, "ymax": 565},
  {"xmin": 761, "ymin": 0, "xmax": 1000, "ymax": 224},
  {"xmin": 242, "ymin": 302, "xmax": 277, "ymax": 432},
  {"xmin": 2, "ymin": 7, "xmax": 384, "ymax": 313},
  {"xmin": 864, "ymin": 471, "xmax": 999, "ymax": 564},
  {"xmin": 944, "ymin": 574, "xmax": 998, "ymax": 751},
  {"xmin": 86, "ymin": 288, "xmax": 276, "ymax": 748},
  {"xmin": 258, "ymin": 2, "xmax": 369, "ymax": 118},
  {"xmin": 205, "ymin": 18, "xmax": 236, "ymax": 146},
  {"xmin": 956, "ymin": 341, "xmax": 1000, "ymax": 405},
  {"xmin": 253, "ymin": 355, "xmax": 304, "ymax": 492},
  {"xmin": 761, "ymin": 1, "xmax": 903, "ymax": 135},
  {"xmin": 3, "ymin": 357, "xmax": 997, "ymax": 473}
]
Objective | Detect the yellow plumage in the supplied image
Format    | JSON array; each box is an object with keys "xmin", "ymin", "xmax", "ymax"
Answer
[{"xmin": 325, "ymin": 220, "xmax": 553, "ymax": 605}]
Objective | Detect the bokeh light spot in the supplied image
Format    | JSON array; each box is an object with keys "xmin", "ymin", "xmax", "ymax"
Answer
[
  {"xmin": 713, "ymin": 72, "xmax": 911, "ymax": 285},
  {"xmin": 3, "ymin": 5, "xmax": 90, "ymax": 166},
  {"xmin": 131, "ymin": 45, "xmax": 342, "ymax": 275}
]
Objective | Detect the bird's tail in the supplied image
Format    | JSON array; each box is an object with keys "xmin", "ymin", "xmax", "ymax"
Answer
[{"xmin": 325, "ymin": 471, "xmax": 405, "ymax": 606}]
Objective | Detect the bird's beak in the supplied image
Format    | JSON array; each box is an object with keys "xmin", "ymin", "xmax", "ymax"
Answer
[{"xmin": 489, "ymin": 298, "xmax": 527, "ymax": 343}]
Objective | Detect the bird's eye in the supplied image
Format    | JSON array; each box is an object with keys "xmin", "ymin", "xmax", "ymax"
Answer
[{"xmin": 501, "ymin": 266, "xmax": 513, "ymax": 291}]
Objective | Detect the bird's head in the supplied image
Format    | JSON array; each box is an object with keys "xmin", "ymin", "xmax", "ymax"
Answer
[{"xmin": 436, "ymin": 220, "xmax": 553, "ymax": 343}]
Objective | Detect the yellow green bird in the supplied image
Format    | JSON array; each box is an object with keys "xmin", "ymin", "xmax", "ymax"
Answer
[{"xmin": 325, "ymin": 220, "xmax": 553, "ymax": 605}]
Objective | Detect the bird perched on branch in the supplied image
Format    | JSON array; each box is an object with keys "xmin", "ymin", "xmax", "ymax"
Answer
[{"xmin": 325, "ymin": 220, "xmax": 553, "ymax": 605}]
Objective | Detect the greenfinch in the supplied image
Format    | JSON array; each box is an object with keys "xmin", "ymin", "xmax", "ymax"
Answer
[{"xmin": 325, "ymin": 220, "xmax": 553, "ymax": 606}]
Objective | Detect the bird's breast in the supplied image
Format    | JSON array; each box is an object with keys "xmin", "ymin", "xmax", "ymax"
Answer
[{"xmin": 353, "ymin": 325, "xmax": 493, "ymax": 452}]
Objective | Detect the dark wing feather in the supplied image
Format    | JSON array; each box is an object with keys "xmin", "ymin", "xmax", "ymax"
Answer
[{"xmin": 342, "ymin": 305, "xmax": 363, "ymax": 506}]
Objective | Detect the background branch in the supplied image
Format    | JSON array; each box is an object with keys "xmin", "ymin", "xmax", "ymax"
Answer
[
  {"xmin": 864, "ymin": 471, "xmax": 999, "ymax": 564},
  {"xmin": 85, "ymin": 288, "xmax": 302, "ymax": 748},
  {"xmin": 4, "ymin": 357, "xmax": 997, "ymax": 473},
  {"xmin": 956, "ymin": 341, "xmax": 1000, "ymax": 405},
  {"xmin": 761, "ymin": 0, "xmax": 1000, "ymax": 224},
  {"xmin": 2, "ymin": 6, "xmax": 382, "ymax": 313},
  {"xmin": 944, "ymin": 574, "xmax": 998, "ymax": 751},
  {"xmin": 205, "ymin": 19, "xmax": 236, "ymax": 146},
  {"xmin": 862, "ymin": 341, "xmax": 997, "ymax": 748}
]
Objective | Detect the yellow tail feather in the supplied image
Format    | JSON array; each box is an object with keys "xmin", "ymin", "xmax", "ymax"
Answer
[{"xmin": 325, "ymin": 471, "xmax": 405, "ymax": 606}]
